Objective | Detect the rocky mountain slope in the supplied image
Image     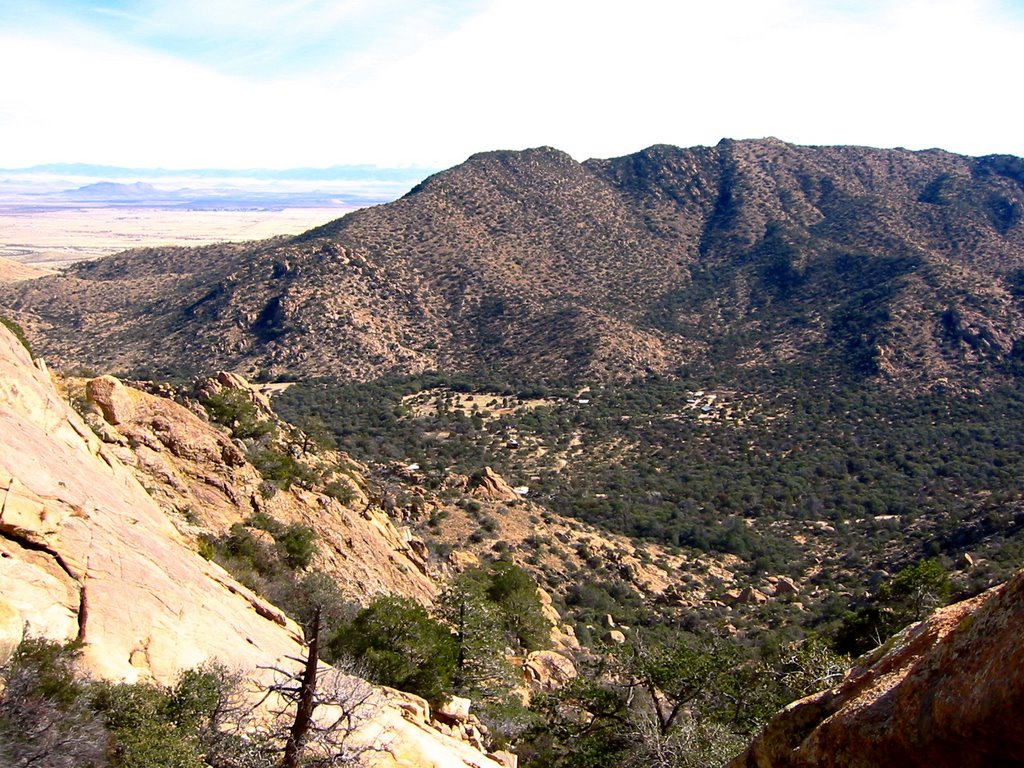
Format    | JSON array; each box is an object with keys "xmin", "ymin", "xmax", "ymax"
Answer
[
  {"xmin": 4, "ymin": 139, "xmax": 1024, "ymax": 388},
  {"xmin": 69, "ymin": 370, "xmax": 438, "ymax": 606},
  {"xmin": 0, "ymin": 323, "xmax": 509, "ymax": 768}
]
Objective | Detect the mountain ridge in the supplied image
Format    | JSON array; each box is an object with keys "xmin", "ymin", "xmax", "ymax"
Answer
[{"xmin": 3, "ymin": 138, "xmax": 1024, "ymax": 389}]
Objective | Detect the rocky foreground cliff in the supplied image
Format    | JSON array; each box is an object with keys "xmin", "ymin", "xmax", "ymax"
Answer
[
  {"xmin": 0, "ymin": 323, "xmax": 508, "ymax": 768},
  {"xmin": 731, "ymin": 570, "xmax": 1024, "ymax": 767}
]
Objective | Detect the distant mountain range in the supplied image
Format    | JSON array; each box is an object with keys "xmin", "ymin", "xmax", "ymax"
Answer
[
  {"xmin": 0, "ymin": 162, "xmax": 439, "ymax": 183},
  {"xmin": 4, "ymin": 139, "xmax": 1024, "ymax": 389},
  {"xmin": 43, "ymin": 180, "xmax": 366, "ymax": 209},
  {"xmin": 0, "ymin": 163, "xmax": 439, "ymax": 210}
]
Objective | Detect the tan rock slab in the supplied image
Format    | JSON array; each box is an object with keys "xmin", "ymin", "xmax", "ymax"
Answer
[
  {"xmin": 731, "ymin": 570, "xmax": 1024, "ymax": 767},
  {"xmin": 523, "ymin": 650, "xmax": 577, "ymax": 691}
]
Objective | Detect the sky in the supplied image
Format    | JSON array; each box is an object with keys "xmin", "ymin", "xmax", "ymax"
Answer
[{"xmin": 2, "ymin": 0, "xmax": 1023, "ymax": 170}]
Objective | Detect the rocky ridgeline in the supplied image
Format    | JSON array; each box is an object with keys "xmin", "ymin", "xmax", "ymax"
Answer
[
  {"xmin": 0, "ymin": 255, "xmax": 53, "ymax": 282},
  {"xmin": 0, "ymin": 324, "xmax": 513, "ymax": 768},
  {"xmin": 4, "ymin": 140, "xmax": 1024, "ymax": 389},
  {"xmin": 73, "ymin": 369, "xmax": 438, "ymax": 605}
]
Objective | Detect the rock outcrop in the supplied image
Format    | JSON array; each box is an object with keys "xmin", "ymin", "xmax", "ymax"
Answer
[
  {"xmin": 468, "ymin": 467, "xmax": 521, "ymax": 502},
  {"xmin": 522, "ymin": 650, "xmax": 577, "ymax": 691},
  {"xmin": 0, "ymin": 325, "xmax": 503, "ymax": 768},
  {"xmin": 730, "ymin": 571, "xmax": 1024, "ymax": 767},
  {"xmin": 0, "ymin": 329, "xmax": 301, "ymax": 683},
  {"xmin": 76, "ymin": 370, "xmax": 437, "ymax": 604}
]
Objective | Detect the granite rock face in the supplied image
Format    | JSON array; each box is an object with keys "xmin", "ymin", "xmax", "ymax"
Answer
[
  {"xmin": 0, "ymin": 326, "xmax": 305, "ymax": 683},
  {"xmin": 0, "ymin": 326, "xmax": 503, "ymax": 768},
  {"xmin": 730, "ymin": 571, "xmax": 1024, "ymax": 768}
]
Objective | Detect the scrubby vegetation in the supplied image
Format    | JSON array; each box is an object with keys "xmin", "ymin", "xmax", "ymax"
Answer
[
  {"xmin": 202, "ymin": 389, "xmax": 274, "ymax": 440},
  {"xmin": 0, "ymin": 640, "xmax": 271, "ymax": 768},
  {"xmin": 269, "ymin": 365, "xmax": 1022, "ymax": 766},
  {"xmin": 277, "ymin": 369, "xmax": 1024, "ymax": 591},
  {"xmin": 834, "ymin": 558, "xmax": 953, "ymax": 655},
  {"xmin": 202, "ymin": 512, "xmax": 319, "ymax": 594},
  {"xmin": 326, "ymin": 595, "xmax": 458, "ymax": 706},
  {"xmin": 523, "ymin": 632, "xmax": 847, "ymax": 768}
]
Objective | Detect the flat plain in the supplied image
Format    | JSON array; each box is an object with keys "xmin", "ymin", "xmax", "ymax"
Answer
[{"xmin": 0, "ymin": 205, "xmax": 353, "ymax": 269}]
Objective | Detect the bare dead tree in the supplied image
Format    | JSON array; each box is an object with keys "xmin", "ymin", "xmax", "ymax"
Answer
[
  {"xmin": 282, "ymin": 614, "xmax": 321, "ymax": 768},
  {"xmin": 189, "ymin": 664, "xmax": 278, "ymax": 768},
  {"xmin": 621, "ymin": 713, "xmax": 746, "ymax": 768},
  {"xmin": 258, "ymin": 609, "xmax": 390, "ymax": 767}
]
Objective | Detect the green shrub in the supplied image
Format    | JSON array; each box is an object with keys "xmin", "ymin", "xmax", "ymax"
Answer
[
  {"xmin": 326, "ymin": 596, "xmax": 458, "ymax": 705},
  {"xmin": 0, "ymin": 640, "xmax": 254, "ymax": 768},
  {"xmin": 0, "ymin": 639, "xmax": 107, "ymax": 768},
  {"xmin": 246, "ymin": 512, "xmax": 318, "ymax": 570},
  {"xmin": 0, "ymin": 314, "xmax": 32, "ymax": 357},
  {"xmin": 91, "ymin": 681, "xmax": 205, "ymax": 768},
  {"xmin": 89, "ymin": 665, "xmax": 247, "ymax": 768},
  {"xmin": 835, "ymin": 558, "xmax": 953, "ymax": 655},
  {"xmin": 482, "ymin": 561, "xmax": 552, "ymax": 652},
  {"xmin": 203, "ymin": 389, "xmax": 273, "ymax": 440},
  {"xmin": 196, "ymin": 535, "xmax": 216, "ymax": 561},
  {"xmin": 276, "ymin": 522, "xmax": 318, "ymax": 570},
  {"xmin": 222, "ymin": 523, "xmax": 269, "ymax": 566},
  {"xmin": 323, "ymin": 478, "xmax": 356, "ymax": 505},
  {"xmin": 248, "ymin": 447, "xmax": 316, "ymax": 490}
]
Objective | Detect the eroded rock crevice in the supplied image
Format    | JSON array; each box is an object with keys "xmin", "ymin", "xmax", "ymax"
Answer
[{"xmin": 0, "ymin": 523, "xmax": 87, "ymax": 644}]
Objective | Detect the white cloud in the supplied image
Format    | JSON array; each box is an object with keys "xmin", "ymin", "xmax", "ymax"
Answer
[
  {"xmin": 0, "ymin": 33, "xmax": 283, "ymax": 167},
  {"xmin": 1, "ymin": 0, "xmax": 1022, "ymax": 168},
  {"xmin": 320, "ymin": 0, "xmax": 1024, "ymax": 164}
]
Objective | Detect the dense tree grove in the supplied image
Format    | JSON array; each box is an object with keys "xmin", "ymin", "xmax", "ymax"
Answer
[{"xmin": 277, "ymin": 369, "xmax": 1024, "ymax": 587}]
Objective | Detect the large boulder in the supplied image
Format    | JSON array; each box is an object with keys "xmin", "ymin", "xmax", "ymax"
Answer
[
  {"xmin": 468, "ymin": 467, "xmax": 521, "ymax": 502},
  {"xmin": 436, "ymin": 695, "xmax": 472, "ymax": 724},
  {"xmin": 730, "ymin": 570, "xmax": 1024, "ymax": 767},
  {"xmin": 86, "ymin": 374, "xmax": 136, "ymax": 425},
  {"xmin": 523, "ymin": 650, "xmax": 577, "ymax": 691}
]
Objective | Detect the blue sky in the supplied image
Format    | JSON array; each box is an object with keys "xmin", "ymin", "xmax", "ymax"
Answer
[
  {"xmin": 2, "ymin": 0, "xmax": 1023, "ymax": 169},
  {"xmin": 2, "ymin": 1, "xmax": 488, "ymax": 79}
]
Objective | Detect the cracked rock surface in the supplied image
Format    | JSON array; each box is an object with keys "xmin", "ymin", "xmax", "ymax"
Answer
[
  {"xmin": 0, "ymin": 327, "xmax": 305, "ymax": 682},
  {"xmin": 0, "ymin": 325, "xmax": 504, "ymax": 767},
  {"xmin": 730, "ymin": 572, "xmax": 1024, "ymax": 767}
]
